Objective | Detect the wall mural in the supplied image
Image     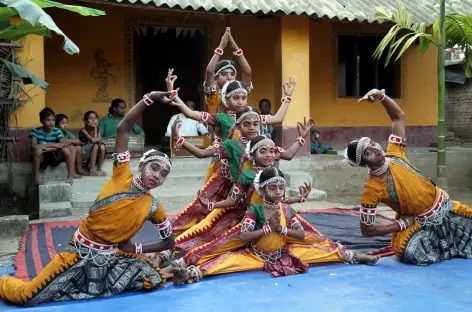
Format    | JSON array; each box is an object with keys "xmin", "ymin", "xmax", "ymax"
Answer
[{"xmin": 90, "ymin": 50, "xmax": 118, "ymax": 102}]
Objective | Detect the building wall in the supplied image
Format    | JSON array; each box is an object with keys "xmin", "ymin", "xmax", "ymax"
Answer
[
  {"xmin": 446, "ymin": 80, "xmax": 472, "ymax": 140},
  {"xmin": 39, "ymin": 4, "xmax": 278, "ymax": 129},
  {"xmin": 309, "ymin": 19, "xmax": 438, "ymax": 127},
  {"xmin": 13, "ymin": 4, "xmax": 439, "ymax": 148}
]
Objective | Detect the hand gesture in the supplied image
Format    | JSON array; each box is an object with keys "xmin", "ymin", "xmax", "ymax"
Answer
[
  {"xmin": 358, "ymin": 89, "xmax": 386, "ymax": 103},
  {"xmin": 296, "ymin": 117, "xmax": 312, "ymax": 138},
  {"xmin": 172, "ymin": 116, "xmax": 182, "ymax": 141},
  {"xmin": 298, "ymin": 182, "xmax": 311, "ymax": 199},
  {"xmin": 282, "ymin": 76, "xmax": 297, "ymax": 97},
  {"xmin": 91, "ymin": 137, "xmax": 100, "ymax": 144},
  {"xmin": 197, "ymin": 190, "xmax": 209, "ymax": 209},
  {"xmin": 268, "ymin": 210, "xmax": 282, "ymax": 233},
  {"xmin": 148, "ymin": 90, "xmax": 178, "ymax": 105},
  {"xmin": 218, "ymin": 27, "xmax": 230, "ymax": 50},
  {"xmin": 228, "ymin": 28, "xmax": 239, "ymax": 50},
  {"xmin": 165, "ymin": 68, "xmax": 178, "ymax": 91}
]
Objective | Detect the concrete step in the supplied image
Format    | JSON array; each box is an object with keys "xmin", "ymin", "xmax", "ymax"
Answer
[
  {"xmin": 286, "ymin": 187, "xmax": 327, "ymax": 201},
  {"xmin": 39, "ymin": 201, "xmax": 73, "ymax": 219},
  {"xmin": 39, "ymin": 182, "xmax": 71, "ymax": 203},
  {"xmin": 72, "ymin": 188, "xmax": 201, "ymax": 215},
  {"xmin": 284, "ymin": 171, "xmax": 313, "ymax": 188},
  {"xmin": 40, "ymin": 158, "xmax": 211, "ymax": 181},
  {"xmin": 70, "ymin": 171, "xmax": 206, "ymax": 194}
]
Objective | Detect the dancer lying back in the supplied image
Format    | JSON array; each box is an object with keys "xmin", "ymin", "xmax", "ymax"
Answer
[{"xmin": 344, "ymin": 88, "xmax": 472, "ymax": 265}]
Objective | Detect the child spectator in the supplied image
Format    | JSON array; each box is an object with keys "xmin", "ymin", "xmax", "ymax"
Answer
[
  {"xmin": 30, "ymin": 107, "xmax": 76, "ymax": 185},
  {"xmin": 79, "ymin": 111, "xmax": 106, "ymax": 176},
  {"xmin": 55, "ymin": 114, "xmax": 86, "ymax": 176}
]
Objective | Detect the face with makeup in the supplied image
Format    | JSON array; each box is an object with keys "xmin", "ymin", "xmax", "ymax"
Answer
[
  {"xmin": 359, "ymin": 138, "xmax": 386, "ymax": 167},
  {"xmin": 139, "ymin": 159, "xmax": 170, "ymax": 189},
  {"xmin": 253, "ymin": 142, "xmax": 276, "ymax": 167},
  {"xmin": 216, "ymin": 69, "xmax": 236, "ymax": 87},
  {"xmin": 263, "ymin": 181, "xmax": 286, "ymax": 203},
  {"xmin": 237, "ymin": 115, "xmax": 260, "ymax": 139},
  {"xmin": 227, "ymin": 90, "xmax": 248, "ymax": 113}
]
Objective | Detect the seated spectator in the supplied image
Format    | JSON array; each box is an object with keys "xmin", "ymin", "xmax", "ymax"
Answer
[
  {"xmin": 309, "ymin": 119, "xmax": 332, "ymax": 154},
  {"xmin": 99, "ymin": 98, "xmax": 145, "ymax": 138},
  {"xmin": 30, "ymin": 108, "xmax": 78, "ymax": 185},
  {"xmin": 55, "ymin": 114, "xmax": 86, "ymax": 176},
  {"xmin": 165, "ymin": 100, "xmax": 208, "ymax": 137},
  {"xmin": 80, "ymin": 111, "xmax": 106, "ymax": 176}
]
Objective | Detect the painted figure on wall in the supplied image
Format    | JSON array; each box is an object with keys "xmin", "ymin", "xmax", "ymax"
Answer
[{"xmin": 90, "ymin": 50, "xmax": 118, "ymax": 102}]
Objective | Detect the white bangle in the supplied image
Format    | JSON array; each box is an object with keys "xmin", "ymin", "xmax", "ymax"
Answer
[{"xmin": 134, "ymin": 242, "xmax": 143, "ymax": 254}]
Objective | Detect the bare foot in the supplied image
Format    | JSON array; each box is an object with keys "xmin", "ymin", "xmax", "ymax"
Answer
[
  {"xmin": 354, "ymin": 253, "xmax": 380, "ymax": 265},
  {"xmin": 89, "ymin": 170, "xmax": 100, "ymax": 176},
  {"xmin": 35, "ymin": 179, "xmax": 47, "ymax": 185},
  {"xmin": 77, "ymin": 169, "xmax": 87, "ymax": 176},
  {"xmin": 98, "ymin": 170, "xmax": 106, "ymax": 176},
  {"xmin": 173, "ymin": 268, "xmax": 190, "ymax": 286},
  {"xmin": 73, "ymin": 174, "xmax": 83, "ymax": 179},
  {"xmin": 66, "ymin": 177, "xmax": 74, "ymax": 185}
]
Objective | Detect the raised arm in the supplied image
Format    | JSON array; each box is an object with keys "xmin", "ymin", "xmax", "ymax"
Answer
[
  {"xmin": 204, "ymin": 28, "xmax": 230, "ymax": 89},
  {"xmin": 266, "ymin": 76, "xmax": 296, "ymax": 124},
  {"xmin": 228, "ymin": 30, "xmax": 251, "ymax": 86},
  {"xmin": 279, "ymin": 117, "xmax": 312, "ymax": 160},
  {"xmin": 116, "ymin": 91, "xmax": 176, "ymax": 154},
  {"xmin": 171, "ymin": 117, "xmax": 216, "ymax": 158},
  {"xmin": 358, "ymin": 89, "xmax": 405, "ymax": 138},
  {"xmin": 198, "ymin": 183, "xmax": 247, "ymax": 209}
]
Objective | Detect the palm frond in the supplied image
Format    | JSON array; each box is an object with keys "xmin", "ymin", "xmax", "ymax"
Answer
[{"xmin": 373, "ymin": 1, "xmax": 437, "ymax": 66}]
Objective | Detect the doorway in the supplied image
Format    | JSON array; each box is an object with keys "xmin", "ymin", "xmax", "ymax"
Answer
[{"xmin": 134, "ymin": 27, "xmax": 205, "ymax": 146}]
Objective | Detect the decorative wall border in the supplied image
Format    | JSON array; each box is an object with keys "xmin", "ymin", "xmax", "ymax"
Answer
[
  {"xmin": 124, "ymin": 14, "xmax": 214, "ymax": 108},
  {"xmin": 331, "ymin": 21, "xmax": 405, "ymax": 104}
]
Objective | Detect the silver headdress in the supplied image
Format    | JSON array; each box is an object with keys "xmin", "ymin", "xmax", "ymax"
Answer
[
  {"xmin": 139, "ymin": 149, "xmax": 172, "ymax": 170},
  {"xmin": 343, "ymin": 137, "xmax": 369, "ymax": 167},
  {"xmin": 254, "ymin": 168, "xmax": 286, "ymax": 196},
  {"xmin": 221, "ymin": 81, "xmax": 248, "ymax": 108}
]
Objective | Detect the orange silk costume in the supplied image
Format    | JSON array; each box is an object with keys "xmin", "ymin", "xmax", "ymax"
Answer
[
  {"xmin": 0, "ymin": 152, "xmax": 169, "ymax": 306},
  {"xmin": 360, "ymin": 134, "xmax": 472, "ymax": 265}
]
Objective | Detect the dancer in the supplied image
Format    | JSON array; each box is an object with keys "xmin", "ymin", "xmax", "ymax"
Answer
[
  {"xmin": 169, "ymin": 106, "xmax": 260, "ymax": 238},
  {"xmin": 0, "ymin": 91, "xmax": 176, "ymax": 306},
  {"xmin": 174, "ymin": 120, "xmax": 312, "ymax": 252},
  {"xmin": 344, "ymin": 88, "xmax": 472, "ymax": 265},
  {"xmin": 165, "ymin": 70, "xmax": 293, "ymax": 184},
  {"xmin": 165, "ymin": 77, "xmax": 294, "ymax": 236},
  {"xmin": 203, "ymin": 27, "xmax": 252, "ymax": 115},
  {"xmin": 171, "ymin": 167, "xmax": 378, "ymax": 285}
]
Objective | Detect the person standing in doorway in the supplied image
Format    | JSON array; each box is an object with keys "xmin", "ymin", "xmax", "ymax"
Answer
[{"xmin": 259, "ymin": 99, "xmax": 280, "ymax": 168}]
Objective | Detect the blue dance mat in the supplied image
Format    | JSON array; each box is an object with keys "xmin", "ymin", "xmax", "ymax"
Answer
[{"xmin": 1, "ymin": 256, "xmax": 472, "ymax": 311}]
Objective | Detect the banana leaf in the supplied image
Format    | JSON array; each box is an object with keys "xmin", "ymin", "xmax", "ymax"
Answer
[
  {"xmin": 0, "ymin": 0, "xmax": 105, "ymax": 54},
  {"xmin": 1, "ymin": 58, "xmax": 48, "ymax": 89},
  {"xmin": 0, "ymin": 20, "xmax": 51, "ymax": 40}
]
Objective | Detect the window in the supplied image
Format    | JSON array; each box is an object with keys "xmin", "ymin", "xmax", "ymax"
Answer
[{"xmin": 337, "ymin": 34, "xmax": 402, "ymax": 98}]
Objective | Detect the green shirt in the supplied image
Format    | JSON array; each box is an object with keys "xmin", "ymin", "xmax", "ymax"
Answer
[
  {"xmin": 98, "ymin": 114, "xmax": 145, "ymax": 137},
  {"xmin": 61, "ymin": 129, "xmax": 75, "ymax": 140}
]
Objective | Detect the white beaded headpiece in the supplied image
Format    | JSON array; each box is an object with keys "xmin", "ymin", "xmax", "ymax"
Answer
[
  {"xmin": 254, "ymin": 168, "xmax": 286, "ymax": 195},
  {"xmin": 248, "ymin": 138, "xmax": 275, "ymax": 157},
  {"xmin": 215, "ymin": 63, "xmax": 237, "ymax": 76},
  {"xmin": 343, "ymin": 137, "xmax": 370, "ymax": 167},
  {"xmin": 236, "ymin": 110, "xmax": 259, "ymax": 124},
  {"xmin": 139, "ymin": 149, "xmax": 172, "ymax": 170},
  {"xmin": 221, "ymin": 81, "xmax": 248, "ymax": 108}
]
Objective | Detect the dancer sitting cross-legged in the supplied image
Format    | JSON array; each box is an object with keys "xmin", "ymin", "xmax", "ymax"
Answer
[
  {"xmin": 344, "ymin": 88, "xmax": 472, "ymax": 265},
  {"xmin": 0, "ymin": 90, "xmax": 177, "ymax": 306},
  {"xmin": 170, "ymin": 167, "xmax": 378, "ymax": 285}
]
